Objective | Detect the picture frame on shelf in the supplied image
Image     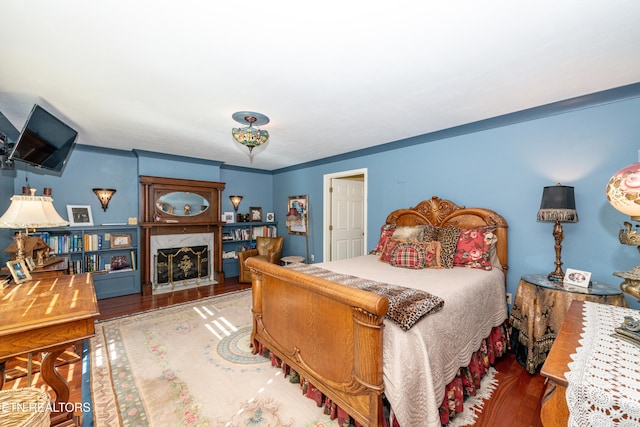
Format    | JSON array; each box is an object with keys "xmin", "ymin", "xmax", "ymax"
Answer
[
  {"xmin": 110, "ymin": 234, "xmax": 132, "ymax": 248},
  {"xmin": 223, "ymin": 212, "xmax": 235, "ymax": 223},
  {"xmin": 287, "ymin": 195, "xmax": 309, "ymax": 235},
  {"xmin": 250, "ymin": 207, "xmax": 263, "ymax": 222},
  {"xmin": 6, "ymin": 259, "xmax": 31, "ymax": 284},
  {"xmin": 25, "ymin": 256, "xmax": 36, "ymax": 271},
  {"xmin": 67, "ymin": 205, "xmax": 94, "ymax": 226},
  {"xmin": 237, "ymin": 213, "xmax": 250, "ymax": 222},
  {"xmin": 563, "ymin": 268, "xmax": 591, "ymax": 288},
  {"xmin": 266, "ymin": 212, "xmax": 275, "ymax": 222}
]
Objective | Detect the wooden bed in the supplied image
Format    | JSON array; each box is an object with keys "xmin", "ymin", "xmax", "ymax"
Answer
[{"xmin": 247, "ymin": 196, "xmax": 508, "ymax": 426}]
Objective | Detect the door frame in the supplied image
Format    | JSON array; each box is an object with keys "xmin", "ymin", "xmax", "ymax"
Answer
[{"xmin": 322, "ymin": 168, "xmax": 368, "ymax": 262}]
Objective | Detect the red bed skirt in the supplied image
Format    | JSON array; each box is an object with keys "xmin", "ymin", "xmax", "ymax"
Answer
[{"xmin": 258, "ymin": 321, "xmax": 509, "ymax": 426}]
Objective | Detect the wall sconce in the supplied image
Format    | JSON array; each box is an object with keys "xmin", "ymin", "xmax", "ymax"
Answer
[
  {"xmin": 229, "ymin": 195, "xmax": 243, "ymax": 212},
  {"xmin": 93, "ymin": 188, "xmax": 117, "ymax": 212}
]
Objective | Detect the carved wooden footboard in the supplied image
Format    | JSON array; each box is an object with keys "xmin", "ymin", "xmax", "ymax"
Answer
[{"xmin": 248, "ymin": 257, "xmax": 389, "ymax": 426}]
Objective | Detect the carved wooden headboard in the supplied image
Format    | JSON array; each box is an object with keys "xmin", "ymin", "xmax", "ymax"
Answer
[{"xmin": 385, "ymin": 196, "xmax": 509, "ymax": 275}]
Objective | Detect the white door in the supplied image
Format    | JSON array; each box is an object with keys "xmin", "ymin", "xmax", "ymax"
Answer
[{"xmin": 330, "ymin": 177, "xmax": 364, "ymax": 260}]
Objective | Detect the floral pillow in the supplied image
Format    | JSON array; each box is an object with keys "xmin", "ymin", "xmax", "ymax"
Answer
[
  {"xmin": 422, "ymin": 241, "xmax": 442, "ymax": 269},
  {"xmin": 372, "ymin": 224, "xmax": 396, "ymax": 255},
  {"xmin": 379, "ymin": 238, "xmax": 403, "ymax": 263},
  {"xmin": 453, "ymin": 226, "xmax": 495, "ymax": 270},
  {"xmin": 390, "ymin": 241, "xmax": 427, "ymax": 269}
]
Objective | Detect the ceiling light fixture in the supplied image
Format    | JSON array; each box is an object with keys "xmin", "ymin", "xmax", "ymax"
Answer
[{"xmin": 231, "ymin": 111, "xmax": 269, "ymax": 158}]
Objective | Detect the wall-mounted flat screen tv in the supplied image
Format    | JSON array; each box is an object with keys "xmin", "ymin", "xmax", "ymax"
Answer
[{"xmin": 9, "ymin": 104, "xmax": 78, "ymax": 172}]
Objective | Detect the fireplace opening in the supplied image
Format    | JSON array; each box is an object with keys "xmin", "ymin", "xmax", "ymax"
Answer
[{"xmin": 155, "ymin": 245, "xmax": 209, "ymax": 285}]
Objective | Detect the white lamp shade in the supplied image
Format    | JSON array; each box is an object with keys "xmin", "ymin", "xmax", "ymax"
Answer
[
  {"xmin": 606, "ymin": 162, "xmax": 640, "ymax": 220},
  {"xmin": 0, "ymin": 195, "xmax": 69, "ymax": 228}
]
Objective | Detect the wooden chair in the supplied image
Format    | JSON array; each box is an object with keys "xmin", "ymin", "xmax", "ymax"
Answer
[{"xmin": 238, "ymin": 236, "xmax": 284, "ymax": 283}]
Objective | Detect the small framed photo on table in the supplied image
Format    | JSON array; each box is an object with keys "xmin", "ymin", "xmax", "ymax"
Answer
[
  {"xmin": 6, "ymin": 260, "xmax": 32, "ymax": 284},
  {"xmin": 25, "ymin": 256, "xmax": 36, "ymax": 271},
  {"xmin": 67, "ymin": 205, "xmax": 94, "ymax": 226},
  {"xmin": 563, "ymin": 268, "xmax": 591, "ymax": 287}
]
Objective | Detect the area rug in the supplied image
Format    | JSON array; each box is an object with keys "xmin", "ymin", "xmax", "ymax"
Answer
[
  {"xmin": 85, "ymin": 289, "xmax": 496, "ymax": 427},
  {"xmin": 87, "ymin": 290, "xmax": 340, "ymax": 427}
]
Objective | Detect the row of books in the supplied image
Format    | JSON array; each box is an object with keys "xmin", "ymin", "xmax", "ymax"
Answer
[
  {"xmin": 223, "ymin": 226, "xmax": 277, "ymax": 242},
  {"xmin": 69, "ymin": 251, "xmax": 136, "ymax": 274},
  {"xmin": 31, "ymin": 232, "xmax": 120, "ymax": 253}
]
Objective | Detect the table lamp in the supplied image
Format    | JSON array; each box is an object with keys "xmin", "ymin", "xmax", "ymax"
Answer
[
  {"xmin": 0, "ymin": 188, "xmax": 69, "ymax": 264},
  {"xmin": 537, "ymin": 183, "xmax": 578, "ymax": 281}
]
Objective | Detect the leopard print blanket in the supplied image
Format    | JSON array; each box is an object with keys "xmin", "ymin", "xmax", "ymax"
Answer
[{"xmin": 286, "ymin": 263, "xmax": 444, "ymax": 331}]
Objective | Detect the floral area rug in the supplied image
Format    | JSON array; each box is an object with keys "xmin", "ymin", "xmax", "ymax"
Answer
[{"xmin": 86, "ymin": 289, "xmax": 340, "ymax": 427}]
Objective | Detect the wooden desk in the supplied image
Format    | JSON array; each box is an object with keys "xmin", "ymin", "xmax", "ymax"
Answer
[
  {"xmin": 0, "ymin": 274, "xmax": 99, "ymax": 426},
  {"xmin": 539, "ymin": 300, "xmax": 584, "ymax": 426}
]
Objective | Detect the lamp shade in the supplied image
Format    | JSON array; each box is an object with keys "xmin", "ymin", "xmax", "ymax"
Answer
[
  {"xmin": 606, "ymin": 162, "xmax": 640, "ymax": 221},
  {"xmin": 537, "ymin": 184, "xmax": 578, "ymax": 223},
  {"xmin": 0, "ymin": 194, "xmax": 69, "ymax": 229}
]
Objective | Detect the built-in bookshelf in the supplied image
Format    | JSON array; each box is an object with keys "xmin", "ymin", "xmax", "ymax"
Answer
[
  {"xmin": 222, "ymin": 222, "xmax": 277, "ymax": 277},
  {"xmin": 33, "ymin": 225, "xmax": 140, "ymax": 299}
]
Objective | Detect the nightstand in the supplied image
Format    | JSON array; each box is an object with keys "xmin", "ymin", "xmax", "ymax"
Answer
[{"xmin": 509, "ymin": 273, "xmax": 628, "ymax": 374}]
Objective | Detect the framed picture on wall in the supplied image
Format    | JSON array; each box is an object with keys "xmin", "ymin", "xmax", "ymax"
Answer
[
  {"xmin": 250, "ymin": 207, "xmax": 263, "ymax": 222},
  {"xmin": 67, "ymin": 205, "xmax": 94, "ymax": 226},
  {"xmin": 266, "ymin": 212, "xmax": 275, "ymax": 222},
  {"xmin": 287, "ymin": 195, "xmax": 308, "ymax": 235}
]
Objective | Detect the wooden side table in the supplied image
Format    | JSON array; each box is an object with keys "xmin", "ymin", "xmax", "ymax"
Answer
[{"xmin": 509, "ymin": 273, "xmax": 627, "ymax": 374}]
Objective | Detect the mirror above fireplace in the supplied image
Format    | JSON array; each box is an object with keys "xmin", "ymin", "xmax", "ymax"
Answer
[{"xmin": 156, "ymin": 191, "xmax": 210, "ymax": 216}]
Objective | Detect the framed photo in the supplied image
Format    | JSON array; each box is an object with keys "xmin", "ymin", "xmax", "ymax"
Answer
[
  {"xmin": 25, "ymin": 256, "xmax": 36, "ymax": 271},
  {"xmin": 250, "ymin": 207, "xmax": 263, "ymax": 222},
  {"xmin": 110, "ymin": 234, "xmax": 132, "ymax": 248},
  {"xmin": 223, "ymin": 212, "xmax": 235, "ymax": 223},
  {"xmin": 287, "ymin": 195, "xmax": 309, "ymax": 236},
  {"xmin": 563, "ymin": 268, "xmax": 591, "ymax": 288},
  {"xmin": 266, "ymin": 212, "xmax": 275, "ymax": 222},
  {"xmin": 67, "ymin": 205, "xmax": 94, "ymax": 226},
  {"xmin": 6, "ymin": 260, "xmax": 31, "ymax": 284}
]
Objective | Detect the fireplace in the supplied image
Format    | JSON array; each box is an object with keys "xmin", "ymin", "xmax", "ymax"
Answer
[
  {"xmin": 139, "ymin": 176, "xmax": 225, "ymax": 296},
  {"xmin": 151, "ymin": 233, "xmax": 215, "ymax": 294}
]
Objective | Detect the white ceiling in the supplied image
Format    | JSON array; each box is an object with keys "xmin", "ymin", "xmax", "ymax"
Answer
[{"xmin": 1, "ymin": 1, "xmax": 639, "ymax": 171}]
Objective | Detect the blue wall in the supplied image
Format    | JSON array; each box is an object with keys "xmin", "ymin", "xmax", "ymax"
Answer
[
  {"xmin": 1, "ymin": 88, "xmax": 638, "ymax": 310},
  {"xmin": 273, "ymin": 95, "xmax": 640, "ymax": 309}
]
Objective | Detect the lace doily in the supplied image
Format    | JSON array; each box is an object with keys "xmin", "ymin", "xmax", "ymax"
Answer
[{"xmin": 566, "ymin": 301, "xmax": 640, "ymax": 427}]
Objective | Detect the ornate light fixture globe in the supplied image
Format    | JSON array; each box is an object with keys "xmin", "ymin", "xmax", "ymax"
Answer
[
  {"xmin": 606, "ymin": 161, "xmax": 640, "ymax": 220},
  {"xmin": 231, "ymin": 111, "xmax": 270, "ymax": 157}
]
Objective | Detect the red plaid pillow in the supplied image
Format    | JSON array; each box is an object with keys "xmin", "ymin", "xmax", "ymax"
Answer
[
  {"xmin": 453, "ymin": 227, "xmax": 494, "ymax": 270},
  {"xmin": 390, "ymin": 242, "xmax": 427, "ymax": 269}
]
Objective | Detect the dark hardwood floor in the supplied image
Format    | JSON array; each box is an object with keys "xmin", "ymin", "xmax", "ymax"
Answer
[{"xmin": 2, "ymin": 277, "xmax": 545, "ymax": 426}]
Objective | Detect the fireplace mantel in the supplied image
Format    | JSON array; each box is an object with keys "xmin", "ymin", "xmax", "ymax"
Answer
[{"xmin": 139, "ymin": 176, "xmax": 225, "ymax": 295}]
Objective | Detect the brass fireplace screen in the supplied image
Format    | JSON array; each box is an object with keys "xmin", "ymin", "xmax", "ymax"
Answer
[{"xmin": 155, "ymin": 245, "xmax": 209, "ymax": 286}]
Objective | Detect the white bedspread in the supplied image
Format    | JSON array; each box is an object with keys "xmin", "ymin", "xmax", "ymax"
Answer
[{"xmin": 316, "ymin": 255, "xmax": 507, "ymax": 427}]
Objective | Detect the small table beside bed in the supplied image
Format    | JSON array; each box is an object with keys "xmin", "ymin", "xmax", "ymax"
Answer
[{"xmin": 247, "ymin": 196, "xmax": 509, "ymax": 427}]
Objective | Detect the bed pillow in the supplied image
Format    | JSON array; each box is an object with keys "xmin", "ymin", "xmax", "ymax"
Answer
[
  {"xmin": 488, "ymin": 233, "xmax": 502, "ymax": 269},
  {"xmin": 390, "ymin": 241, "xmax": 427, "ymax": 269},
  {"xmin": 422, "ymin": 241, "xmax": 442, "ymax": 269},
  {"xmin": 453, "ymin": 226, "xmax": 495, "ymax": 270},
  {"xmin": 379, "ymin": 238, "xmax": 402, "ymax": 263},
  {"xmin": 392, "ymin": 225, "xmax": 426, "ymax": 242},
  {"xmin": 372, "ymin": 224, "xmax": 396, "ymax": 255},
  {"xmin": 435, "ymin": 226, "xmax": 461, "ymax": 269}
]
